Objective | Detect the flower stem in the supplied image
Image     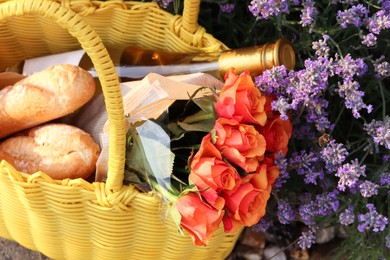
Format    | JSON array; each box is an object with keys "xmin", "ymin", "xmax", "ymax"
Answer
[
  {"xmin": 331, "ymin": 106, "xmax": 345, "ymax": 135},
  {"xmin": 149, "ymin": 179, "xmax": 179, "ymax": 203},
  {"xmin": 379, "ymin": 81, "xmax": 386, "ymax": 120},
  {"xmin": 328, "ymin": 36, "xmax": 344, "ymax": 59},
  {"xmin": 359, "ymin": 148, "xmax": 371, "ymax": 164},
  {"xmin": 173, "ymin": 0, "xmax": 180, "ymax": 15},
  {"xmin": 348, "ymin": 141, "xmax": 369, "ymax": 157},
  {"xmin": 337, "ymin": 33, "xmax": 360, "ymax": 46}
]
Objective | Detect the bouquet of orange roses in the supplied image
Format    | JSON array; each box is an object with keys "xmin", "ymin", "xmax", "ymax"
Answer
[{"xmin": 125, "ymin": 68, "xmax": 292, "ymax": 246}]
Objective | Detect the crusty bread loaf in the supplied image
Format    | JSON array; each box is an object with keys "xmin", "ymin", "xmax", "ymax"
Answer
[
  {"xmin": 0, "ymin": 64, "xmax": 95, "ymax": 139},
  {"xmin": 0, "ymin": 123, "xmax": 100, "ymax": 180},
  {"xmin": 0, "ymin": 72, "xmax": 26, "ymax": 90}
]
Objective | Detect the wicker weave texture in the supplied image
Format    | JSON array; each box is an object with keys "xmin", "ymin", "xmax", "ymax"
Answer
[
  {"xmin": 0, "ymin": 0, "xmax": 239, "ymax": 259},
  {"xmin": 0, "ymin": 0, "xmax": 228, "ymax": 70},
  {"xmin": 0, "ymin": 162, "xmax": 241, "ymax": 260}
]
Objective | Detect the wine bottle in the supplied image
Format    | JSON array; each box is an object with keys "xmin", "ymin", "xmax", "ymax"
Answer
[
  {"xmin": 7, "ymin": 38, "xmax": 295, "ymax": 81},
  {"xmin": 88, "ymin": 38, "xmax": 295, "ymax": 81}
]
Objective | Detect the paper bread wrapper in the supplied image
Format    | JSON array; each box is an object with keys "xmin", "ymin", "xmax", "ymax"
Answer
[{"xmin": 63, "ymin": 72, "xmax": 224, "ymax": 182}]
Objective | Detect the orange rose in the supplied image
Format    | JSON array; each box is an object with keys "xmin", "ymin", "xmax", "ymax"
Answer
[
  {"xmin": 190, "ymin": 156, "xmax": 240, "ymax": 210},
  {"xmin": 222, "ymin": 182, "xmax": 271, "ymax": 232},
  {"xmin": 222, "ymin": 163, "xmax": 278, "ymax": 233},
  {"xmin": 260, "ymin": 116, "xmax": 292, "ymax": 156},
  {"xmin": 216, "ymin": 68, "xmax": 267, "ymax": 126},
  {"xmin": 190, "ymin": 133, "xmax": 241, "ymax": 210},
  {"xmin": 190, "ymin": 133, "xmax": 222, "ymax": 167},
  {"xmin": 266, "ymin": 165, "xmax": 280, "ymax": 187},
  {"xmin": 252, "ymin": 156, "xmax": 281, "ymax": 188},
  {"xmin": 222, "ymin": 215, "xmax": 242, "ymax": 234},
  {"xmin": 249, "ymin": 163, "xmax": 280, "ymax": 189},
  {"xmin": 176, "ymin": 193, "xmax": 224, "ymax": 246},
  {"xmin": 213, "ymin": 118, "xmax": 266, "ymax": 173},
  {"xmin": 189, "ymin": 174, "xmax": 224, "ymax": 211},
  {"xmin": 248, "ymin": 164, "xmax": 268, "ymax": 190},
  {"xmin": 262, "ymin": 152, "xmax": 278, "ymax": 166},
  {"xmin": 264, "ymin": 94, "xmax": 279, "ymax": 120}
]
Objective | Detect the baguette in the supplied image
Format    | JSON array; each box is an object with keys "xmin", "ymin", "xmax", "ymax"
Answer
[
  {"xmin": 0, "ymin": 64, "xmax": 95, "ymax": 139},
  {"xmin": 0, "ymin": 123, "xmax": 100, "ymax": 180},
  {"xmin": 0, "ymin": 72, "xmax": 26, "ymax": 90}
]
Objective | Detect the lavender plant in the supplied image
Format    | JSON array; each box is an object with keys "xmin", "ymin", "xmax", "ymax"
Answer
[
  {"xmin": 196, "ymin": 0, "xmax": 390, "ymax": 258},
  {"xmin": 153, "ymin": 0, "xmax": 389, "ymax": 257}
]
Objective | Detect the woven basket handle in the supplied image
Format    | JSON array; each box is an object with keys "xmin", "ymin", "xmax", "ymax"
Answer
[
  {"xmin": 182, "ymin": 0, "xmax": 200, "ymax": 34},
  {"xmin": 0, "ymin": 0, "xmax": 126, "ymax": 192}
]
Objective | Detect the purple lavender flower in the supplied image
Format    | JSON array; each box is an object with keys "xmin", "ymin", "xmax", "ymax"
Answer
[
  {"xmin": 220, "ymin": 3, "xmax": 235, "ymax": 14},
  {"xmin": 271, "ymin": 97, "xmax": 291, "ymax": 120},
  {"xmin": 257, "ymin": 47, "xmax": 336, "ymax": 132},
  {"xmin": 155, "ymin": 0, "xmax": 173, "ymax": 9},
  {"xmin": 286, "ymin": 72, "xmax": 332, "ymax": 130},
  {"xmin": 312, "ymin": 35, "xmax": 330, "ymax": 58},
  {"xmin": 361, "ymin": 33, "xmax": 377, "ymax": 47},
  {"xmin": 386, "ymin": 234, "xmax": 390, "ymax": 249},
  {"xmin": 248, "ymin": 0, "xmax": 289, "ymax": 19},
  {"xmin": 364, "ymin": 116, "xmax": 390, "ymax": 149},
  {"xmin": 321, "ymin": 140, "xmax": 349, "ymax": 172},
  {"xmin": 300, "ymin": 0, "xmax": 317, "ymax": 27},
  {"xmin": 289, "ymin": 58, "xmax": 331, "ymax": 108},
  {"xmin": 315, "ymin": 190, "xmax": 340, "ymax": 216},
  {"xmin": 289, "ymin": 150, "xmax": 324, "ymax": 185},
  {"xmin": 304, "ymin": 98, "xmax": 333, "ymax": 132},
  {"xmin": 373, "ymin": 56, "xmax": 390, "ymax": 78},
  {"xmin": 277, "ymin": 199, "xmax": 297, "ymax": 224},
  {"xmin": 274, "ymin": 152, "xmax": 289, "ymax": 189},
  {"xmin": 298, "ymin": 201, "xmax": 316, "ymax": 226},
  {"xmin": 357, "ymin": 203, "xmax": 388, "ymax": 232},
  {"xmin": 381, "ymin": 0, "xmax": 390, "ymax": 12},
  {"xmin": 379, "ymin": 172, "xmax": 390, "ymax": 186},
  {"xmin": 367, "ymin": 10, "xmax": 390, "ymax": 35},
  {"xmin": 334, "ymin": 54, "xmax": 371, "ymax": 119},
  {"xmin": 288, "ymin": 58, "xmax": 333, "ymax": 130},
  {"xmin": 359, "ymin": 180, "xmax": 379, "ymax": 197},
  {"xmin": 253, "ymin": 215, "xmax": 273, "ymax": 232},
  {"xmin": 334, "ymin": 54, "xmax": 368, "ymax": 80},
  {"xmin": 259, "ymin": 35, "xmax": 373, "ymax": 134},
  {"xmin": 255, "ymin": 65, "xmax": 289, "ymax": 96},
  {"xmin": 298, "ymin": 230, "xmax": 316, "ymax": 249},
  {"xmin": 292, "ymin": 124, "xmax": 317, "ymax": 141},
  {"xmin": 336, "ymin": 159, "xmax": 366, "ymax": 191},
  {"xmin": 336, "ymin": 80, "xmax": 373, "ymax": 118},
  {"xmin": 339, "ymin": 205, "xmax": 355, "ymax": 225},
  {"xmin": 336, "ymin": 4, "xmax": 369, "ymax": 29}
]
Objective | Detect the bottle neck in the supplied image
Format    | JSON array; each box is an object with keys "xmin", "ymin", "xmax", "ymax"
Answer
[
  {"xmin": 217, "ymin": 38, "xmax": 295, "ymax": 78},
  {"xmin": 218, "ymin": 46, "xmax": 265, "ymax": 78}
]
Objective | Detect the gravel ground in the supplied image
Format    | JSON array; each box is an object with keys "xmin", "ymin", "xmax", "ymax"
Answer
[
  {"xmin": 0, "ymin": 236, "xmax": 240, "ymax": 260},
  {"xmin": 0, "ymin": 235, "xmax": 264, "ymax": 260},
  {"xmin": 0, "ymin": 237, "xmax": 50, "ymax": 260},
  {"xmin": 0, "ymin": 230, "xmax": 335, "ymax": 260}
]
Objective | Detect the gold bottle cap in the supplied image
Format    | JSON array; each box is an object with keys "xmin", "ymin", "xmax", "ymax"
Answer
[
  {"xmin": 272, "ymin": 38, "xmax": 295, "ymax": 71},
  {"xmin": 218, "ymin": 38, "xmax": 296, "ymax": 78}
]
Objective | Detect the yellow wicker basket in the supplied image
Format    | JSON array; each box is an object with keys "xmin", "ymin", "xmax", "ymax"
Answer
[{"xmin": 0, "ymin": 0, "xmax": 241, "ymax": 259}]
